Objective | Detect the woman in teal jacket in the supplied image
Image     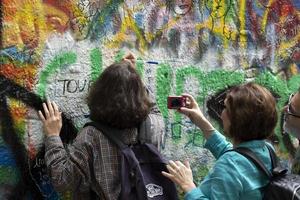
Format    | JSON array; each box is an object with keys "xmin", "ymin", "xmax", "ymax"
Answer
[{"xmin": 162, "ymin": 83, "xmax": 278, "ymax": 200}]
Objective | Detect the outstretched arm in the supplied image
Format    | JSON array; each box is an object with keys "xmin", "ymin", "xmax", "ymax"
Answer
[
  {"xmin": 39, "ymin": 101, "xmax": 90, "ymax": 192},
  {"xmin": 178, "ymin": 94, "xmax": 215, "ymax": 140}
]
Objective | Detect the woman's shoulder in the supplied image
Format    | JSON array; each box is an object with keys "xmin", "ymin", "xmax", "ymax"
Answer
[
  {"xmin": 215, "ymin": 148, "xmax": 256, "ymax": 173},
  {"xmin": 217, "ymin": 150, "xmax": 244, "ymax": 166},
  {"xmin": 211, "ymin": 150, "xmax": 258, "ymax": 184},
  {"xmin": 75, "ymin": 125, "xmax": 107, "ymax": 143},
  {"xmin": 208, "ymin": 151, "xmax": 246, "ymax": 184},
  {"xmin": 216, "ymin": 141, "xmax": 273, "ymax": 172},
  {"xmin": 80, "ymin": 124, "xmax": 138, "ymax": 145}
]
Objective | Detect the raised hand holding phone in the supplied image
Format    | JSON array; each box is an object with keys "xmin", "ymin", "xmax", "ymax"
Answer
[
  {"xmin": 167, "ymin": 96, "xmax": 187, "ymax": 109},
  {"xmin": 168, "ymin": 94, "xmax": 215, "ymax": 139}
]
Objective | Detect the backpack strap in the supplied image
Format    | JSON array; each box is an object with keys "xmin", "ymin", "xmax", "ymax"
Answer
[
  {"xmin": 84, "ymin": 121, "xmax": 149, "ymax": 147},
  {"xmin": 265, "ymin": 145, "xmax": 288, "ymax": 176},
  {"xmin": 265, "ymin": 144, "xmax": 277, "ymax": 169},
  {"xmin": 84, "ymin": 121, "xmax": 127, "ymax": 149},
  {"xmin": 231, "ymin": 147, "xmax": 273, "ymax": 178}
]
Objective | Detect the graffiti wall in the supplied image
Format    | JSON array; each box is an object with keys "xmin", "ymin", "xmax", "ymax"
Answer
[{"xmin": 0, "ymin": 0, "xmax": 300, "ymax": 199}]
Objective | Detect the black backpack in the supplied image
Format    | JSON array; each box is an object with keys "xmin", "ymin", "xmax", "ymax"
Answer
[
  {"xmin": 85, "ymin": 121, "xmax": 179, "ymax": 200},
  {"xmin": 232, "ymin": 145, "xmax": 300, "ymax": 200}
]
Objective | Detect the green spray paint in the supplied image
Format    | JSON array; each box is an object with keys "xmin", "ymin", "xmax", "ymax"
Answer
[
  {"xmin": 254, "ymin": 71, "xmax": 290, "ymax": 150},
  {"xmin": 254, "ymin": 72, "xmax": 300, "ymax": 151},
  {"xmin": 174, "ymin": 67, "xmax": 205, "ymax": 139},
  {"xmin": 37, "ymin": 52, "xmax": 77, "ymax": 98},
  {"xmin": 14, "ymin": 120, "xmax": 26, "ymax": 139},
  {"xmin": 38, "ymin": 49, "xmax": 300, "ymax": 153},
  {"xmin": 174, "ymin": 68, "xmax": 245, "ymax": 142},
  {"xmin": 91, "ymin": 48, "xmax": 144, "ymax": 80},
  {"xmin": 175, "ymin": 66, "xmax": 205, "ymax": 103},
  {"xmin": 287, "ymin": 74, "xmax": 300, "ymax": 92},
  {"xmin": 0, "ymin": 166, "xmax": 20, "ymax": 185},
  {"xmin": 90, "ymin": 48, "xmax": 103, "ymax": 81},
  {"xmin": 203, "ymin": 70, "xmax": 245, "ymax": 94},
  {"xmin": 114, "ymin": 49, "xmax": 125, "ymax": 63},
  {"xmin": 255, "ymin": 71, "xmax": 290, "ymax": 105},
  {"xmin": 156, "ymin": 64, "xmax": 172, "ymax": 119}
]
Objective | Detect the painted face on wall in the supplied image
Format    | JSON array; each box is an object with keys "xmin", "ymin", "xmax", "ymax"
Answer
[
  {"xmin": 283, "ymin": 92, "xmax": 300, "ymax": 139},
  {"xmin": 221, "ymin": 98, "xmax": 231, "ymax": 136},
  {"xmin": 173, "ymin": 0, "xmax": 193, "ymax": 15}
]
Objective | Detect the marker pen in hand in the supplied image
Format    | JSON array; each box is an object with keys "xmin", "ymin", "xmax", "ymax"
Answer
[{"xmin": 145, "ymin": 61, "xmax": 159, "ymax": 65}]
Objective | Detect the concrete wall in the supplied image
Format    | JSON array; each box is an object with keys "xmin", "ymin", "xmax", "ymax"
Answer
[{"xmin": 0, "ymin": 0, "xmax": 299, "ymax": 199}]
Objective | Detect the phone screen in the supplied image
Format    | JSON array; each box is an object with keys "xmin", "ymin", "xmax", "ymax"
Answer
[{"xmin": 170, "ymin": 98, "xmax": 182, "ymax": 107}]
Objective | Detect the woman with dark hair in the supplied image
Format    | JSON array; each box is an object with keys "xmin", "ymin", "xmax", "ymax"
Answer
[
  {"xmin": 162, "ymin": 82, "xmax": 278, "ymax": 200},
  {"xmin": 38, "ymin": 54, "xmax": 165, "ymax": 199},
  {"xmin": 87, "ymin": 60, "xmax": 152, "ymax": 129}
]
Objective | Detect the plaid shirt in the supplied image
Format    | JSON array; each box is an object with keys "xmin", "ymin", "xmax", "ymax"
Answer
[
  {"xmin": 45, "ymin": 109, "xmax": 164, "ymax": 200},
  {"xmin": 292, "ymin": 147, "xmax": 300, "ymax": 174}
]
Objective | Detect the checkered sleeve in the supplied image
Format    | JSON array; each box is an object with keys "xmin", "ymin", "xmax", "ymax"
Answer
[{"xmin": 44, "ymin": 131, "xmax": 92, "ymax": 193}]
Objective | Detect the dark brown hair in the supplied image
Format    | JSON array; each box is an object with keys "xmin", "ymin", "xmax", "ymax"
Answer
[
  {"xmin": 226, "ymin": 82, "xmax": 277, "ymax": 142},
  {"xmin": 87, "ymin": 61, "xmax": 152, "ymax": 129}
]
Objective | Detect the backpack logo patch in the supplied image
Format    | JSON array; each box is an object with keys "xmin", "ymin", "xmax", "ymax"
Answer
[{"xmin": 146, "ymin": 183, "xmax": 163, "ymax": 198}]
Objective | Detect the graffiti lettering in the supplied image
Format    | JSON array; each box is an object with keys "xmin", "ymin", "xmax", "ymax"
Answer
[
  {"xmin": 33, "ymin": 158, "xmax": 45, "ymax": 168},
  {"xmin": 57, "ymin": 79, "xmax": 92, "ymax": 96}
]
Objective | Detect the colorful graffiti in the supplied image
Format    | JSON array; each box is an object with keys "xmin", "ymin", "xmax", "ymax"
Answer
[{"xmin": 1, "ymin": 0, "xmax": 300, "ymax": 199}]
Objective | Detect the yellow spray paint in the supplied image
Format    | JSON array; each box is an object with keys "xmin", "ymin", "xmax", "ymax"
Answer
[
  {"xmin": 238, "ymin": 0, "xmax": 247, "ymax": 49},
  {"xmin": 262, "ymin": 0, "xmax": 275, "ymax": 33},
  {"xmin": 279, "ymin": 33, "xmax": 300, "ymax": 59},
  {"xmin": 107, "ymin": 6, "xmax": 147, "ymax": 53}
]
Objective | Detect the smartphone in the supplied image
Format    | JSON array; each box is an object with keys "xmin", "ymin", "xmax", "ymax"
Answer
[{"xmin": 167, "ymin": 96, "xmax": 187, "ymax": 109}]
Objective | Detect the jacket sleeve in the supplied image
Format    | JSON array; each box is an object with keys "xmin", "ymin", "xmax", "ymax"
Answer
[
  {"xmin": 204, "ymin": 130, "xmax": 233, "ymax": 159},
  {"xmin": 184, "ymin": 156, "xmax": 243, "ymax": 200},
  {"xmin": 184, "ymin": 132, "xmax": 237, "ymax": 200},
  {"xmin": 44, "ymin": 128, "xmax": 93, "ymax": 192}
]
